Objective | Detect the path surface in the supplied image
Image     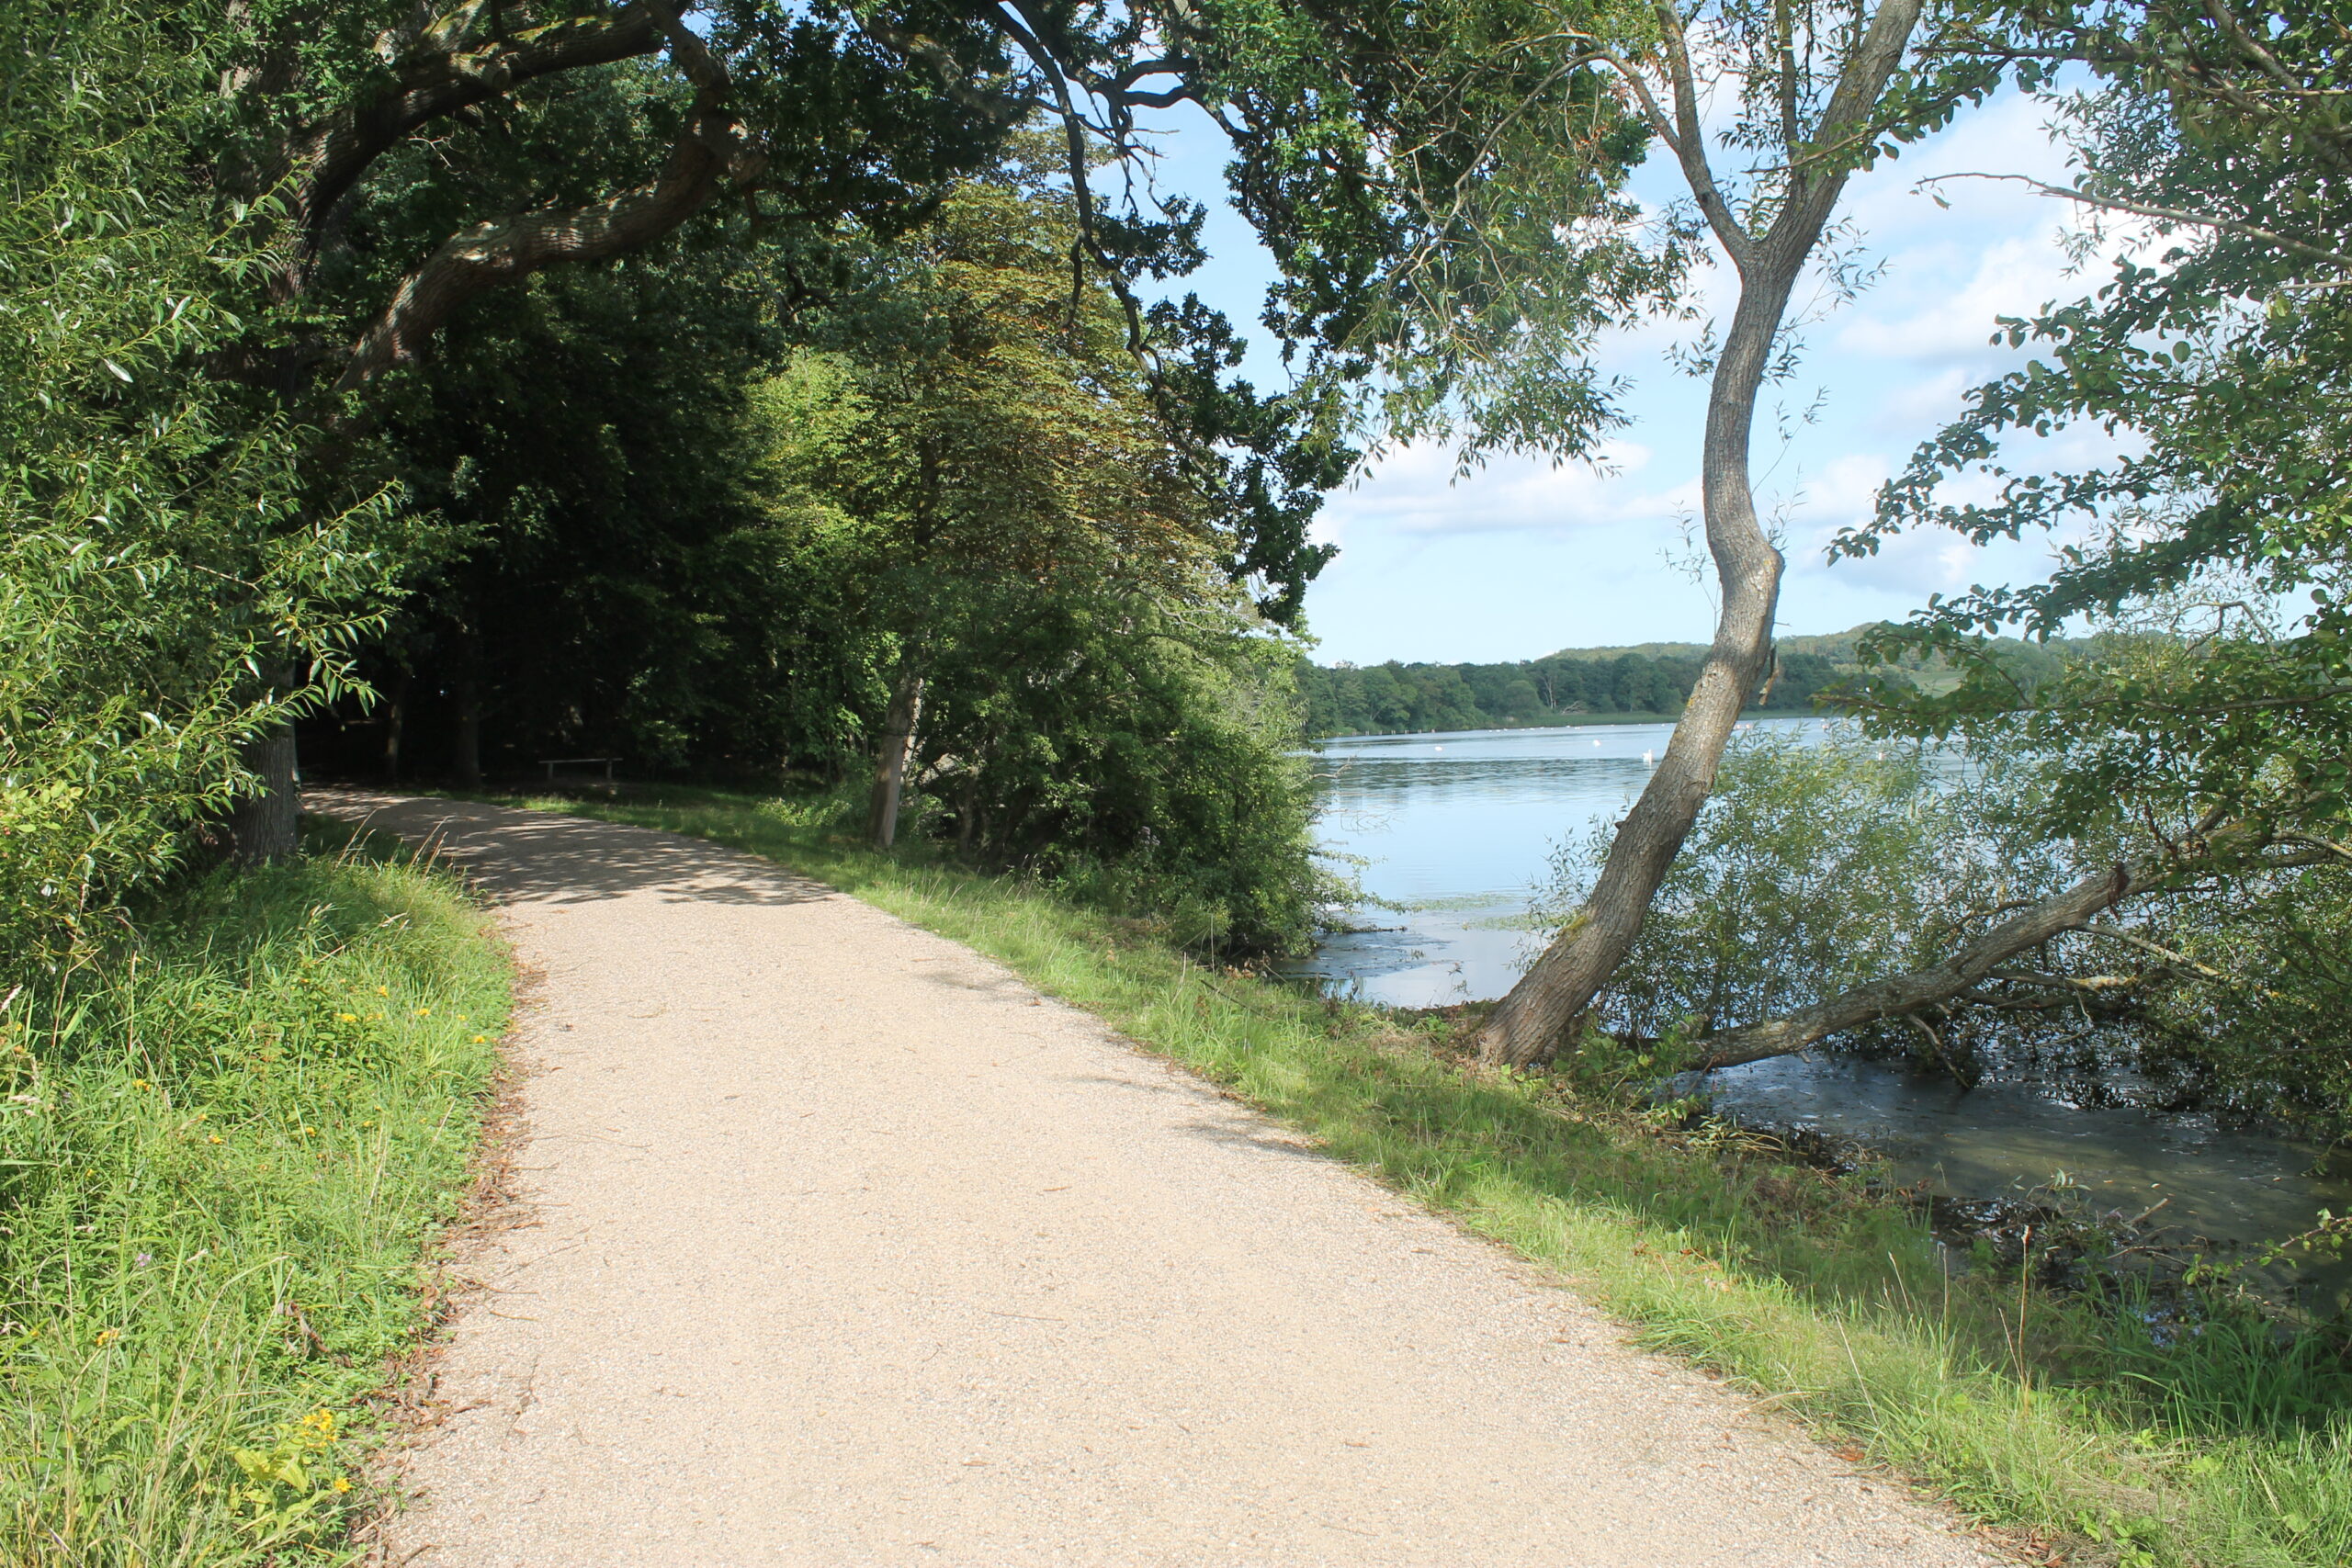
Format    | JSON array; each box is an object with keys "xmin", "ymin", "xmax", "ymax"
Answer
[{"xmin": 315, "ymin": 793, "xmax": 1999, "ymax": 1568}]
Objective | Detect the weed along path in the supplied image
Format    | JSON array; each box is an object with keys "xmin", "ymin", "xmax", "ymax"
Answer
[{"xmin": 313, "ymin": 792, "xmax": 1998, "ymax": 1568}]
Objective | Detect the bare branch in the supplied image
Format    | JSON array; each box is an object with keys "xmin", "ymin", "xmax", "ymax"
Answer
[
  {"xmin": 1917, "ymin": 171, "xmax": 2352, "ymax": 273},
  {"xmin": 1651, "ymin": 1, "xmax": 1755, "ymax": 270}
]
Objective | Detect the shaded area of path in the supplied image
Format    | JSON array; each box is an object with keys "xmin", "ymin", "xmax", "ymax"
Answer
[{"xmin": 311, "ymin": 792, "xmax": 1998, "ymax": 1568}]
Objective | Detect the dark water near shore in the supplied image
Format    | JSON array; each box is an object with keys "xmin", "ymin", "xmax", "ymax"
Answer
[{"xmin": 1295, "ymin": 721, "xmax": 2352, "ymax": 1308}]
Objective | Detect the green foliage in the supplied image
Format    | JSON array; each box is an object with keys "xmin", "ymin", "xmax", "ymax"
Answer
[
  {"xmin": 1567, "ymin": 728, "xmax": 2352, "ymax": 1142},
  {"xmin": 0, "ymin": 843, "xmax": 509, "ymax": 1565},
  {"xmin": 1186, "ymin": 0, "xmax": 1687, "ymax": 456},
  {"xmin": 0, "ymin": 1, "xmax": 401, "ymax": 967},
  {"xmin": 913, "ymin": 590, "xmax": 1326, "ymax": 953},
  {"xmin": 740, "ymin": 179, "xmax": 1327, "ymax": 950},
  {"xmin": 333, "ymin": 168, "xmax": 1329, "ymax": 952},
  {"xmin": 1847, "ymin": 3, "xmax": 2352, "ymax": 844},
  {"xmin": 1555, "ymin": 735, "xmax": 1972, "ymax": 1045}
]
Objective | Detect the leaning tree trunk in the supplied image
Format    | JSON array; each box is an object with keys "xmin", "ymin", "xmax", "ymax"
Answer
[
  {"xmin": 1475, "ymin": 262, "xmax": 1804, "ymax": 1066},
  {"xmin": 867, "ymin": 666, "xmax": 926, "ymax": 851},
  {"xmin": 1475, "ymin": 0, "xmax": 1928, "ymax": 1068}
]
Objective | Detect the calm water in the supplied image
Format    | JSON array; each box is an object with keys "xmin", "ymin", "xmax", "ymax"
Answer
[{"xmin": 1296, "ymin": 720, "xmax": 2352, "ymax": 1303}]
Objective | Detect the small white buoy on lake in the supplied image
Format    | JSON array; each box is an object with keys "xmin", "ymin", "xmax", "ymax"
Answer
[{"xmin": 1641, "ymin": 749, "xmax": 1655, "ymax": 765}]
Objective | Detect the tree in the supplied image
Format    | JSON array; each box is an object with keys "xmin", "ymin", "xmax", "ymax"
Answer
[
  {"xmin": 187, "ymin": 0, "xmax": 1391, "ymax": 856},
  {"xmin": 751, "ymin": 178, "xmax": 1216, "ymax": 847},
  {"xmin": 1164, "ymin": 0, "xmax": 2000, "ymax": 1064},
  {"xmin": 1665, "ymin": 1, "xmax": 2352, "ymax": 1072},
  {"xmin": 0, "ymin": 2, "xmax": 401, "ymax": 963}
]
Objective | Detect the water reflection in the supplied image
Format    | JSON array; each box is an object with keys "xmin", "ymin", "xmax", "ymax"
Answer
[
  {"xmin": 1300, "ymin": 719, "xmax": 1816, "ymax": 1005},
  {"xmin": 1296, "ymin": 719, "xmax": 2346, "ymax": 1293}
]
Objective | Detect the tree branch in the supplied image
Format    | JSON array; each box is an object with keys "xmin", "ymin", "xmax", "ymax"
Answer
[
  {"xmin": 333, "ymin": 83, "xmax": 763, "ymax": 394},
  {"xmin": 1651, "ymin": 1, "xmax": 1755, "ymax": 270},
  {"xmin": 1684, "ymin": 815, "xmax": 2277, "ymax": 1070},
  {"xmin": 293, "ymin": 4, "xmax": 670, "ymax": 260},
  {"xmin": 1916, "ymin": 172, "xmax": 2352, "ymax": 273}
]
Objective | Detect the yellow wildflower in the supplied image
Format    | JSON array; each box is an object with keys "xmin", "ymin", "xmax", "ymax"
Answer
[
  {"xmin": 94, "ymin": 1328, "xmax": 119, "ymax": 1347},
  {"xmin": 208, "ymin": 1134, "xmax": 223, "ymax": 1145},
  {"xmin": 336, "ymin": 1012, "xmax": 358, "ymax": 1023},
  {"xmin": 333, "ymin": 1476, "xmax": 352, "ymax": 1494}
]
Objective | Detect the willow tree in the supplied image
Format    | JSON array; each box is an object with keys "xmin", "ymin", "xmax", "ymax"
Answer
[{"xmin": 1159, "ymin": 0, "xmax": 1996, "ymax": 1065}]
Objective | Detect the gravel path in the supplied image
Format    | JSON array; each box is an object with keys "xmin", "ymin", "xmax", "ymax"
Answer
[{"xmin": 315, "ymin": 792, "xmax": 1999, "ymax": 1568}]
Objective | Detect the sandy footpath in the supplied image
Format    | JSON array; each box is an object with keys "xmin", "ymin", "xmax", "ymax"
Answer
[{"xmin": 311, "ymin": 791, "xmax": 1999, "ymax": 1568}]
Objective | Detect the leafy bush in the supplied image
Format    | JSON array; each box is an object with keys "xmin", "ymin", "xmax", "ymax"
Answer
[
  {"xmin": 1555, "ymin": 728, "xmax": 2352, "ymax": 1139},
  {"xmin": 913, "ymin": 587, "xmax": 1328, "ymax": 954},
  {"xmin": 0, "ymin": 4, "xmax": 399, "ymax": 969},
  {"xmin": 1547, "ymin": 733, "xmax": 1989, "ymax": 1046}
]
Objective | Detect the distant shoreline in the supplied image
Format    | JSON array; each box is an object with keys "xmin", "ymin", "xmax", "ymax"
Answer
[{"xmin": 1304, "ymin": 709, "xmax": 1825, "ymax": 742}]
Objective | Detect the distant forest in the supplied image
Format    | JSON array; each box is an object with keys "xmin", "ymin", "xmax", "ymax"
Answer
[
  {"xmin": 1298, "ymin": 649, "xmax": 1844, "ymax": 737},
  {"xmin": 1295, "ymin": 626, "xmax": 2076, "ymax": 738}
]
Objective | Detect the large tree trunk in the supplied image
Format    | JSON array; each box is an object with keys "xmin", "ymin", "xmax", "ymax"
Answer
[
  {"xmin": 867, "ymin": 666, "xmax": 926, "ymax": 850},
  {"xmin": 227, "ymin": 722, "xmax": 300, "ymax": 865},
  {"xmin": 1475, "ymin": 263, "xmax": 1802, "ymax": 1066},
  {"xmin": 1475, "ymin": 0, "xmax": 1927, "ymax": 1068},
  {"xmin": 381, "ymin": 671, "xmax": 408, "ymax": 782}
]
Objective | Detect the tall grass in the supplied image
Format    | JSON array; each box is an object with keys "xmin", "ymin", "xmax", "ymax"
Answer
[
  {"xmin": 513, "ymin": 783, "xmax": 2349, "ymax": 1568},
  {"xmin": 0, "ymin": 838, "xmax": 510, "ymax": 1565}
]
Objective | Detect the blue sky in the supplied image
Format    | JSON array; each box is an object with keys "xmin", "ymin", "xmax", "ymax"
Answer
[{"xmin": 1129, "ymin": 90, "xmax": 2112, "ymax": 665}]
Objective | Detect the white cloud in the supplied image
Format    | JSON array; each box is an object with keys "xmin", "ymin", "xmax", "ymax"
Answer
[{"xmin": 1315, "ymin": 439, "xmax": 1700, "ymax": 543}]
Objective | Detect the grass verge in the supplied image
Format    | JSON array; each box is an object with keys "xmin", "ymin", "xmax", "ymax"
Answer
[
  {"xmin": 0, "ymin": 831, "xmax": 511, "ymax": 1565},
  {"xmin": 503, "ymin": 784, "xmax": 2346, "ymax": 1568}
]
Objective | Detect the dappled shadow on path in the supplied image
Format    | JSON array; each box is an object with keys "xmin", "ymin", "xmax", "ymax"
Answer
[
  {"xmin": 304, "ymin": 790, "xmax": 832, "ymax": 908},
  {"xmin": 1063, "ymin": 1072, "xmax": 1338, "ymax": 1164}
]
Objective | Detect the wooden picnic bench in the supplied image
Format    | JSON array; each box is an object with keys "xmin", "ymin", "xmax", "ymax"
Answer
[{"xmin": 538, "ymin": 756, "xmax": 620, "ymax": 784}]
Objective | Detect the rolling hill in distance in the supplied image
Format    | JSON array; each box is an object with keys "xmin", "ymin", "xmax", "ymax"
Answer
[{"xmin": 1299, "ymin": 624, "xmax": 2080, "ymax": 739}]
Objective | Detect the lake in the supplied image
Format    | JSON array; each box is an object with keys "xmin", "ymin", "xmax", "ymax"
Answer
[{"xmin": 1295, "ymin": 719, "xmax": 2352, "ymax": 1307}]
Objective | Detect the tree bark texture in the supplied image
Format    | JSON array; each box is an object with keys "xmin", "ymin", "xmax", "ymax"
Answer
[
  {"xmin": 868, "ymin": 668, "xmax": 926, "ymax": 851},
  {"xmin": 1476, "ymin": 0, "xmax": 1927, "ymax": 1067},
  {"xmin": 227, "ymin": 722, "xmax": 301, "ymax": 865}
]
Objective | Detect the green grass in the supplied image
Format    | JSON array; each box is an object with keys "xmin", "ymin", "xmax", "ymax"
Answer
[
  {"xmin": 0, "ymin": 833, "xmax": 511, "ymax": 1565},
  {"xmin": 500, "ymin": 782, "xmax": 2349, "ymax": 1568}
]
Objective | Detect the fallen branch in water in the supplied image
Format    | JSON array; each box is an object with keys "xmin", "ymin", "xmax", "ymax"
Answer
[{"xmin": 1682, "ymin": 816, "xmax": 2281, "ymax": 1072}]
